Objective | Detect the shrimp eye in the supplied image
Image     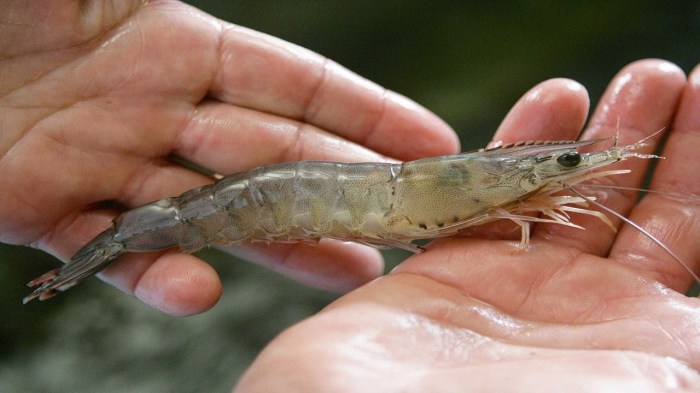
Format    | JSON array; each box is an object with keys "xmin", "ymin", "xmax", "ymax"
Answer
[{"xmin": 556, "ymin": 152, "xmax": 581, "ymax": 168}]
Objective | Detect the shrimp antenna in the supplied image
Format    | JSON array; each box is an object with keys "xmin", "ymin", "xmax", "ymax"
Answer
[
  {"xmin": 578, "ymin": 184, "xmax": 700, "ymax": 204},
  {"xmin": 566, "ymin": 187, "xmax": 700, "ymax": 285}
]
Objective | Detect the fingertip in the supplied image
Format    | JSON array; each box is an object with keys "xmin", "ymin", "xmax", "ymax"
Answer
[
  {"xmin": 625, "ymin": 58, "xmax": 685, "ymax": 79},
  {"xmin": 375, "ymin": 92, "xmax": 461, "ymax": 159},
  {"xmin": 531, "ymin": 78, "xmax": 590, "ymax": 129},
  {"xmin": 495, "ymin": 77, "xmax": 589, "ymax": 143},
  {"xmin": 619, "ymin": 59, "xmax": 687, "ymax": 97},
  {"xmin": 675, "ymin": 64, "xmax": 700, "ymax": 129},
  {"xmin": 133, "ymin": 252, "xmax": 222, "ymax": 316},
  {"xmin": 337, "ymin": 241, "xmax": 386, "ymax": 286},
  {"xmin": 545, "ymin": 78, "xmax": 589, "ymax": 110},
  {"xmin": 525, "ymin": 78, "xmax": 589, "ymax": 102},
  {"xmin": 689, "ymin": 63, "xmax": 700, "ymax": 85},
  {"xmin": 589, "ymin": 59, "xmax": 686, "ymax": 133}
]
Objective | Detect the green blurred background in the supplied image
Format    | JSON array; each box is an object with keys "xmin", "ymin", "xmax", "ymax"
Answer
[{"xmin": 1, "ymin": 1, "xmax": 699, "ymax": 392}]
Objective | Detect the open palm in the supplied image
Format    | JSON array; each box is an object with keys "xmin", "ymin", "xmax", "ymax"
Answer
[
  {"xmin": 0, "ymin": 1, "xmax": 457, "ymax": 315},
  {"xmin": 235, "ymin": 61, "xmax": 700, "ymax": 392}
]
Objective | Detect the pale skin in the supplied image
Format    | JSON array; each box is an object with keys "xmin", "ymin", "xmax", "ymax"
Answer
[{"xmin": 1, "ymin": 2, "xmax": 699, "ymax": 392}]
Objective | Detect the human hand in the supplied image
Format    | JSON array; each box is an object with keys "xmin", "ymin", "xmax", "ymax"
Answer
[
  {"xmin": 234, "ymin": 60, "xmax": 700, "ymax": 392},
  {"xmin": 0, "ymin": 1, "xmax": 458, "ymax": 315}
]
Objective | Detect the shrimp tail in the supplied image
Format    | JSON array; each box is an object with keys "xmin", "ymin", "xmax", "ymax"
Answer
[{"xmin": 23, "ymin": 228, "xmax": 124, "ymax": 303}]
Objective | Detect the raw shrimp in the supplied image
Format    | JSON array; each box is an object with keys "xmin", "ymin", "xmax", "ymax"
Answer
[{"xmin": 22, "ymin": 134, "xmax": 664, "ymax": 303}]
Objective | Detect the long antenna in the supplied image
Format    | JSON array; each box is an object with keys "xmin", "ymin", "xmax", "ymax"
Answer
[
  {"xmin": 567, "ymin": 187, "xmax": 700, "ymax": 285},
  {"xmin": 578, "ymin": 183, "xmax": 700, "ymax": 204}
]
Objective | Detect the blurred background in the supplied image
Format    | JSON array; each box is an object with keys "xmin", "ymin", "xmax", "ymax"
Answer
[{"xmin": 1, "ymin": 1, "xmax": 699, "ymax": 392}]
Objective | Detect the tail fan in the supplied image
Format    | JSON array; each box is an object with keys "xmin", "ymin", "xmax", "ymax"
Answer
[{"xmin": 23, "ymin": 228, "xmax": 125, "ymax": 303}]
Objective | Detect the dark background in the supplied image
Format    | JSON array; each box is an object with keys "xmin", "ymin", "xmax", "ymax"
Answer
[{"xmin": 2, "ymin": 2, "xmax": 699, "ymax": 392}]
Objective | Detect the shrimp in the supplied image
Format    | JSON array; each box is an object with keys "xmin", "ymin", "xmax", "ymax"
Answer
[{"xmin": 22, "ymin": 134, "xmax": 667, "ymax": 303}]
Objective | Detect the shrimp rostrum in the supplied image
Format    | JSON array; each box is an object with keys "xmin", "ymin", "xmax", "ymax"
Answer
[{"xmin": 23, "ymin": 136, "xmax": 658, "ymax": 303}]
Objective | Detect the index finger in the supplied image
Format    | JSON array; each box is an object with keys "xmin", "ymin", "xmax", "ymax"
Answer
[{"xmin": 209, "ymin": 24, "xmax": 460, "ymax": 160}]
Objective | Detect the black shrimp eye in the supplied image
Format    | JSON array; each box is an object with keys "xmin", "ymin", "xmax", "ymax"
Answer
[{"xmin": 556, "ymin": 152, "xmax": 581, "ymax": 168}]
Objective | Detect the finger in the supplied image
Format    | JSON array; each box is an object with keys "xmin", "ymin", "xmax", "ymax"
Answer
[
  {"xmin": 99, "ymin": 251, "xmax": 222, "ymax": 316},
  {"xmin": 534, "ymin": 60, "xmax": 686, "ymax": 256},
  {"xmin": 610, "ymin": 63, "xmax": 700, "ymax": 291},
  {"xmin": 175, "ymin": 101, "xmax": 392, "ymax": 176},
  {"xmin": 210, "ymin": 24, "xmax": 459, "ymax": 160},
  {"xmin": 454, "ymin": 78, "xmax": 589, "ymax": 241},
  {"xmin": 60, "ymin": 101, "xmax": 398, "ymax": 207},
  {"xmin": 219, "ymin": 240, "xmax": 384, "ymax": 293},
  {"xmin": 97, "ymin": 236, "xmax": 383, "ymax": 315},
  {"xmin": 492, "ymin": 78, "xmax": 589, "ymax": 144}
]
